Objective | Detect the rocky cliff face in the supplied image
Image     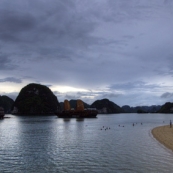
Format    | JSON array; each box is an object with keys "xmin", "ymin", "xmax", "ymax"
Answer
[
  {"xmin": 122, "ymin": 105, "xmax": 161, "ymax": 113},
  {"xmin": 90, "ymin": 98, "xmax": 123, "ymax": 114},
  {"xmin": 157, "ymin": 102, "xmax": 173, "ymax": 113},
  {"xmin": 12, "ymin": 83, "xmax": 60, "ymax": 115},
  {"xmin": 0, "ymin": 95, "xmax": 14, "ymax": 113}
]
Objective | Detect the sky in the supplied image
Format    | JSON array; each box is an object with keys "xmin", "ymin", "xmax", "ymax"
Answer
[{"xmin": 0, "ymin": 0, "xmax": 173, "ymax": 107}]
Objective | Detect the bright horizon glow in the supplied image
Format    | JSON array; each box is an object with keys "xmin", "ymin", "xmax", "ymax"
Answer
[
  {"xmin": 0, "ymin": 83, "xmax": 21, "ymax": 93},
  {"xmin": 50, "ymin": 85, "xmax": 89, "ymax": 93}
]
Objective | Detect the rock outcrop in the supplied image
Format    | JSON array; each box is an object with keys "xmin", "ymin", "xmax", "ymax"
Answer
[
  {"xmin": 12, "ymin": 83, "xmax": 60, "ymax": 115},
  {"xmin": 0, "ymin": 95, "xmax": 14, "ymax": 113},
  {"xmin": 90, "ymin": 98, "xmax": 123, "ymax": 114},
  {"xmin": 157, "ymin": 102, "xmax": 173, "ymax": 113},
  {"xmin": 122, "ymin": 105, "xmax": 161, "ymax": 113}
]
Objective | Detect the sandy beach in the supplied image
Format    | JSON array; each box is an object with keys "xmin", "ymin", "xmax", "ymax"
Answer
[{"xmin": 152, "ymin": 125, "xmax": 173, "ymax": 151}]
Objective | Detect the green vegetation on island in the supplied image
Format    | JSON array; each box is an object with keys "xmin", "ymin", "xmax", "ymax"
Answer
[
  {"xmin": 12, "ymin": 83, "xmax": 60, "ymax": 115},
  {"xmin": 157, "ymin": 102, "xmax": 173, "ymax": 113},
  {"xmin": 90, "ymin": 98, "xmax": 123, "ymax": 114},
  {"xmin": 0, "ymin": 95, "xmax": 14, "ymax": 113},
  {"xmin": 1, "ymin": 83, "xmax": 173, "ymax": 115}
]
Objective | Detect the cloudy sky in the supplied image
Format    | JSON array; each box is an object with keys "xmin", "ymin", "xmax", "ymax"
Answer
[{"xmin": 0, "ymin": 0, "xmax": 173, "ymax": 106}]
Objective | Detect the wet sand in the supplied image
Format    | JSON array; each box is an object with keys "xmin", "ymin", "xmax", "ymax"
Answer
[{"xmin": 152, "ymin": 125, "xmax": 173, "ymax": 151}]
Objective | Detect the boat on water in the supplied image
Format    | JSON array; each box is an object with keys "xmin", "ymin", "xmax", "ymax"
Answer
[
  {"xmin": 0, "ymin": 107, "xmax": 5, "ymax": 119},
  {"xmin": 56, "ymin": 99, "xmax": 98, "ymax": 118}
]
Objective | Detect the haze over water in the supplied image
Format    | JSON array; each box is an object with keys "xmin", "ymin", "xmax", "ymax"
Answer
[{"xmin": 0, "ymin": 114, "xmax": 173, "ymax": 173}]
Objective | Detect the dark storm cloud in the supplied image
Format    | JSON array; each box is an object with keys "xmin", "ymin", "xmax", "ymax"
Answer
[
  {"xmin": 0, "ymin": 10, "xmax": 36, "ymax": 36},
  {"xmin": 0, "ymin": 0, "xmax": 171, "ymax": 63},
  {"xmin": 164, "ymin": 0, "xmax": 173, "ymax": 4},
  {"xmin": 0, "ymin": 6, "xmax": 38, "ymax": 44},
  {"xmin": 0, "ymin": 0, "xmax": 99, "ymax": 62},
  {"xmin": 0, "ymin": 54, "xmax": 18, "ymax": 70},
  {"xmin": 161, "ymin": 92, "xmax": 173, "ymax": 99},
  {"xmin": 0, "ymin": 0, "xmax": 173, "ymax": 106},
  {"xmin": 0, "ymin": 77, "xmax": 22, "ymax": 83},
  {"xmin": 103, "ymin": 93, "xmax": 123, "ymax": 98},
  {"xmin": 0, "ymin": 55, "xmax": 9, "ymax": 68},
  {"xmin": 96, "ymin": 0, "xmax": 166, "ymax": 23}
]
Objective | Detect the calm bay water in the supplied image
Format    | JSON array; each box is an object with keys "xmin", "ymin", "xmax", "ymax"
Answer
[{"xmin": 0, "ymin": 113, "xmax": 173, "ymax": 173}]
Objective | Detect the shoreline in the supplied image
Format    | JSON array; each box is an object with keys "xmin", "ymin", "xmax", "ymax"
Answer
[{"xmin": 152, "ymin": 125, "xmax": 173, "ymax": 151}]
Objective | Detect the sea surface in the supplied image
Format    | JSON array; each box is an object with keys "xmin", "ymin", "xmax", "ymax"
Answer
[{"xmin": 0, "ymin": 113, "xmax": 173, "ymax": 173}]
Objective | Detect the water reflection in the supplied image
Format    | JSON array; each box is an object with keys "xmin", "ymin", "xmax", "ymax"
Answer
[
  {"xmin": 76, "ymin": 118, "xmax": 84, "ymax": 121},
  {"xmin": 63, "ymin": 118, "xmax": 70, "ymax": 122}
]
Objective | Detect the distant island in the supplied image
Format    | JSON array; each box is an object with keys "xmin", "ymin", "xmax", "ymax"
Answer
[
  {"xmin": 0, "ymin": 83, "xmax": 173, "ymax": 115},
  {"xmin": 11, "ymin": 83, "xmax": 60, "ymax": 115},
  {"xmin": 0, "ymin": 95, "xmax": 14, "ymax": 114},
  {"xmin": 90, "ymin": 99, "xmax": 123, "ymax": 113},
  {"xmin": 157, "ymin": 102, "xmax": 173, "ymax": 113}
]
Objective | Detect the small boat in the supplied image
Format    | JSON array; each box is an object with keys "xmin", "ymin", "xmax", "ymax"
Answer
[
  {"xmin": 56, "ymin": 99, "xmax": 98, "ymax": 118},
  {"xmin": 0, "ymin": 107, "xmax": 5, "ymax": 119}
]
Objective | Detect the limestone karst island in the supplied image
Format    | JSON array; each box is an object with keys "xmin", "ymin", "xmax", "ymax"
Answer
[{"xmin": 0, "ymin": 83, "xmax": 173, "ymax": 118}]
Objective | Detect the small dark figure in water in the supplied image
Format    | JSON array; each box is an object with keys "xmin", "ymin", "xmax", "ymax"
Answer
[
  {"xmin": 141, "ymin": 123, "xmax": 142, "ymax": 125},
  {"xmin": 170, "ymin": 120, "xmax": 172, "ymax": 128}
]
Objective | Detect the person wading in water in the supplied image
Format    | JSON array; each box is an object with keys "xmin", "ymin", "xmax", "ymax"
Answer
[{"xmin": 170, "ymin": 120, "xmax": 172, "ymax": 128}]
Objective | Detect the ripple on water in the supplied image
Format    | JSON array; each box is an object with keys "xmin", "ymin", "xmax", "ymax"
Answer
[{"xmin": 1, "ymin": 114, "xmax": 173, "ymax": 173}]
